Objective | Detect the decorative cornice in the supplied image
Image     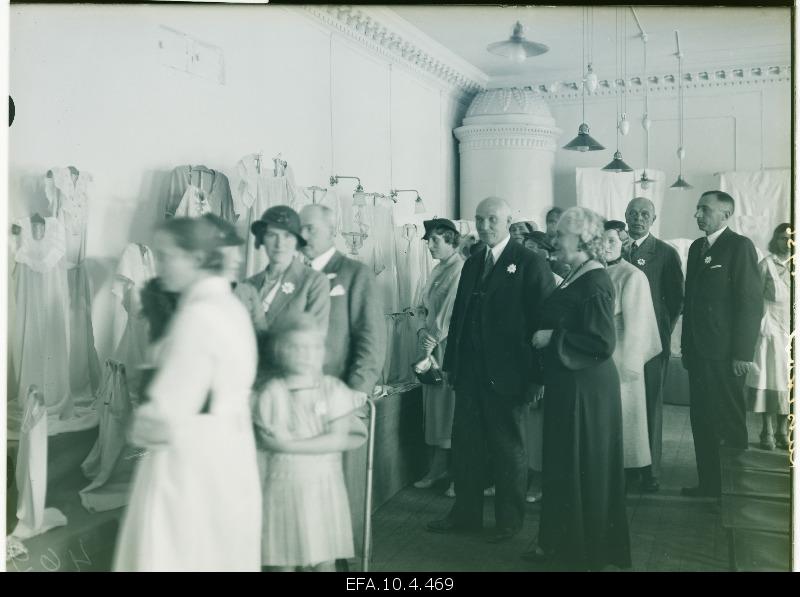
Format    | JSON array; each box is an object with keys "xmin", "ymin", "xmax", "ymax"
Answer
[
  {"xmin": 491, "ymin": 64, "xmax": 791, "ymax": 103},
  {"xmin": 454, "ymin": 124, "xmax": 562, "ymax": 152},
  {"xmin": 302, "ymin": 5, "xmax": 486, "ymax": 97}
]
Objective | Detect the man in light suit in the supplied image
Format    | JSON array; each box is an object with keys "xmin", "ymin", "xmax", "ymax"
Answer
[
  {"xmin": 427, "ymin": 197, "xmax": 555, "ymax": 543},
  {"xmin": 624, "ymin": 197, "xmax": 684, "ymax": 493},
  {"xmin": 681, "ymin": 191, "xmax": 763, "ymax": 498},
  {"xmin": 299, "ymin": 204, "xmax": 385, "ymax": 567}
]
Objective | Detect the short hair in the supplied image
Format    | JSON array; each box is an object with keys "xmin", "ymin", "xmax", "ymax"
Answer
[
  {"xmin": 546, "ymin": 207, "xmax": 564, "ymax": 221},
  {"xmin": 604, "ymin": 220, "xmax": 627, "ymax": 233},
  {"xmin": 768, "ymin": 223, "xmax": 792, "ymax": 255},
  {"xmin": 559, "ymin": 206, "xmax": 607, "ymax": 263},
  {"xmin": 700, "ymin": 190, "xmax": 736, "ymax": 215},
  {"xmin": 254, "ymin": 313, "xmax": 326, "ymax": 388},
  {"xmin": 157, "ymin": 217, "xmax": 226, "ymax": 273},
  {"xmin": 429, "ymin": 225, "xmax": 461, "ymax": 248},
  {"xmin": 140, "ymin": 277, "xmax": 180, "ymax": 342}
]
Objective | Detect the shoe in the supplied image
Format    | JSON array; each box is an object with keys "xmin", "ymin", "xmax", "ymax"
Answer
[
  {"xmin": 521, "ymin": 544, "xmax": 550, "ymax": 563},
  {"xmin": 760, "ymin": 432, "xmax": 775, "ymax": 451},
  {"xmin": 641, "ymin": 478, "xmax": 660, "ymax": 493},
  {"xmin": 681, "ymin": 486, "xmax": 720, "ymax": 498},
  {"xmin": 413, "ymin": 472, "xmax": 448, "ymax": 489},
  {"xmin": 426, "ymin": 518, "xmax": 478, "ymax": 534},
  {"xmin": 486, "ymin": 527, "xmax": 520, "ymax": 544},
  {"xmin": 525, "ymin": 492, "xmax": 541, "ymax": 503},
  {"xmin": 444, "ymin": 482, "xmax": 456, "ymax": 498},
  {"xmin": 775, "ymin": 435, "xmax": 789, "ymax": 450},
  {"xmin": 483, "ymin": 486, "xmax": 496, "ymax": 497}
]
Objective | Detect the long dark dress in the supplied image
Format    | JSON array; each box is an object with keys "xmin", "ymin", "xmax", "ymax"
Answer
[{"xmin": 536, "ymin": 268, "xmax": 631, "ymax": 570}]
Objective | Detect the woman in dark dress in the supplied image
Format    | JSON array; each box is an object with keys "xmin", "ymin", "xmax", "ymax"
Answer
[{"xmin": 524, "ymin": 206, "xmax": 631, "ymax": 571}]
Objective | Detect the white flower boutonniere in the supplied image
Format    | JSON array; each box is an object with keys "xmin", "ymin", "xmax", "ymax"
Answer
[
  {"xmin": 637, "ymin": 258, "xmax": 646, "ymax": 266},
  {"xmin": 507, "ymin": 264, "xmax": 517, "ymax": 274},
  {"xmin": 704, "ymin": 256, "xmax": 712, "ymax": 264},
  {"xmin": 281, "ymin": 282, "xmax": 295, "ymax": 294}
]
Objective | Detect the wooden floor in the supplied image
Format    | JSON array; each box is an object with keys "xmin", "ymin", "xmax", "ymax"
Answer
[
  {"xmin": 5, "ymin": 405, "xmax": 790, "ymax": 572},
  {"xmin": 367, "ymin": 405, "xmax": 786, "ymax": 572}
]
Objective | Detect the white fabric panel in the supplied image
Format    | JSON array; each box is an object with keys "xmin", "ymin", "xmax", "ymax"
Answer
[
  {"xmin": 718, "ymin": 169, "xmax": 791, "ymax": 253},
  {"xmin": 575, "ymin": 168, "xmax": 665, "ymax": 235}
]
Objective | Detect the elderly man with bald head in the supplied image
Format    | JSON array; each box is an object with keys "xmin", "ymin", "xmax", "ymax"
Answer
[
  {"xmin": 623, "ymin": 197, "xmax": 685, "ymax": 493},
  {"xmin": 427, "ymin": 197, "xmax": 555, "ymax": 543}
]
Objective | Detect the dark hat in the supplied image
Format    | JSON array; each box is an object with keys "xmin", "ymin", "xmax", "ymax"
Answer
[
  {"xmin": 523, "ymin": 231, "xmax": 555, "ymax": 252},
  {"xmin": 201, "ymin": 213, "xmax": 244, "ymax": 246},
  {"xmin": 250, "ymin": 205, "xmax": 306, "ymax": 248},
  {"xmin": 422, "ymin": 218, "xmax": 459, "ymax": 240}
]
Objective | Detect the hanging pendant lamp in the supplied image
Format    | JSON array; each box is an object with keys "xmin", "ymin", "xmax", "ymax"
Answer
[
  {"xmin": 602, "ymin": 8, "xmax": 632, "ymax": 173},
  {"xmin": 634, "ymin": 16, "xmax": 655, "ymax": 190},
  {"xmin": 487, "ymin": 21, "xmax": 549, "ymax": 62},
  {"xmin": 564, "ymin": 8, "xmax": 604, "ymax": 152},
  {"xmin": 670, "ymin": 31, "xmax": 693, "ymax": 190}
]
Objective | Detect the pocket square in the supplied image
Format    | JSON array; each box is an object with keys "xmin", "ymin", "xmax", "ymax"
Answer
[
  {"xmin": 326, "ymin": 273, "xmax": 337, "ymax": 280},
  {"xmin": 710, "ymin": 264, "xmax": 722, "ymax": 269},
  {"xmin": 330, "ymin": 284, "xmax": 346, "ymax": 297}
]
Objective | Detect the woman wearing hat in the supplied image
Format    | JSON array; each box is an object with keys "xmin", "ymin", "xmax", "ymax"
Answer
[
  {"xmin": 113, "ymin": 216, "xmax": 261, "ymax": 571},
  {"xmin": 523, "ymin": 231, "xmax": 565, "ymax": 285},
  {"xmin": 234, "ymin": 205, "xmax": 330, "ymax": 335},
  {"xmin": 413, "ymin": 218, "xmax": 464, "ymax": 497}
]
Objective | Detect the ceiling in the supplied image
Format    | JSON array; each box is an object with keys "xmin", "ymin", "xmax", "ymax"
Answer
[{"xmin": 391, "ymin": 6, "xmax": 791, "ymax": 84}]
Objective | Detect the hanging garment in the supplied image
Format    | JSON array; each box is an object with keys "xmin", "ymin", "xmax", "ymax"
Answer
[
  {"xmin": 45, "ymin": 166, "xmax": 102, "ymax": 402},
  {"xmin": 10, "ymin": 217, "xmax": 72, "ymax": 418},
  {"xmin": 235, "ymin": 155, "xmax": 299, "ymax": 278},
  {"xmin": 336, "ymin": 194, "xmax": 399, "ymax": 315},
  {"xmin": 174, "ymin": 186, "xmax": 213, "ymax": 218},
  {"xmin": 395, "ymin": 224, "xmax": 433, "ymax": 312},
  {"xmin": 165, "ymin": 165, "xmax": 236, "ymax": 223},
  {"xmin": 607, "ymin": 260, "xmax": 662, "ymax": 468},
  {"xmin": 80, "ymin": 360, "xmax": 137, "ymax": 512},
  {"xmin": 576, "ymin": 168, "xmax": 665, "ymax": 236},
  {"xmin": 746, "ymin": 254, "xmax": 791, "ymax": 414},
  {"xmin": 385, "ymin": 312, "xmax": 417, "ymax": 386},
  {"xmin": 293, "ymin": 186, "xmax": 342, "ymax": 232},
  {"xmin": 719, "ymin": 169, "xmax": 791, "ymax": 254},
  {"xmin": 10, "ymin": 386, "xmax": 68, "ymax": 540},
  {"xmin": 111, "ymin": 244, "xmax": 157, "ymax": 396}
]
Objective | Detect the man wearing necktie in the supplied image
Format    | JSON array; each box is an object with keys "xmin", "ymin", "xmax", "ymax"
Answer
[
  {"xmin": 681, "ymin": 191, "xmax": 763, "ymax": 498},
  {"xmin": 426, "ymin": 197, "xmax": 555, "ymax": 542},
  {"xmin": 624, "ymin": 197, "xmax": 684, "ymax": 493}
]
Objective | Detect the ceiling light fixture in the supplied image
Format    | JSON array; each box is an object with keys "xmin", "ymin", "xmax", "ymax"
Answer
[
  {"xmin": 487, "ymin": 21, "xmax": 549, "ymax": 63},
  {"xmin": 603, "ymin": 8, "xmax": 633, "ymax": 173},
  {"xmin": 670, "ymin": 31, "xmax": 693, "ymax": 190},
  {"xmin": 564, "ymin": 7, "xmax": 604, "ymax": 152}
]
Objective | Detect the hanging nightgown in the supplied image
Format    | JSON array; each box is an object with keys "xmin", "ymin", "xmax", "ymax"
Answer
[
  {"xmin": 165, "ymin": 165, "xmax": 237, "ymax": 223},
  {"xmin": 10, "ymin": 217, "xmax": 72, "ymax": 418},
  {"xmin": 294, "ymin": 186, "xmax": 342, "ymax": 234},
  {"xmin": 10, "ymin": 386, "xmax": 68, "ymax": 540},
  {"xmin": 45, "ymin": 167, "xmax": 102, "ymax": 402},
  {"xmin": 111, "ymin": 243, "xmax": 157, "ymax": 397},
  {"xmin": 236, "ymin": 155, "xmax": 299, "ymax": 278},
  {"xmin": 80, "ymin": 360, "xmax": 137, "ymax": 512}
]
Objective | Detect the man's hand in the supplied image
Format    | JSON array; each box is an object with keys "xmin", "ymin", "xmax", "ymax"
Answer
[
  {"xmin": 531, "ymin": 330, "xmax": 554, "ymax": 350},
  {"xmin": 525, "ymin": 383, "xmax": 545, "ymax": 405},
  {"xmin": 418, "ymin": 329, "xmax": 437, "ymax": 355},
  {"xmin": 733, "ymin": 360, "xmax": 751, "ymax": 377}
]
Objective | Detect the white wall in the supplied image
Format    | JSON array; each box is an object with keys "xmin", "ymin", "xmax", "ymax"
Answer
[
  {"xmin": 549, "ymin": 82, "xmax": 791, "ymax": 241},
  {"xmin": 9, "ymin": 4, "xmax": 466, "ymax": 359}
]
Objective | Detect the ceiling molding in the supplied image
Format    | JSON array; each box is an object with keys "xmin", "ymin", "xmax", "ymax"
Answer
[
  {"xmin": 489, "ymin": 64, "xmax": 791, "ymax": 102},
  {"xmin": 301, "ymin": 5, "xmax": 488, "ymax": 97}
]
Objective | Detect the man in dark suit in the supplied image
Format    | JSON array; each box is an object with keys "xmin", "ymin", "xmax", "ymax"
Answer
[
  {"xmin": 300, "ymin": 204, "xmax": 386, "ymax": 567},
  {"xmin": 427, "ymin": 197, "xmax": 555, "ymax": 542},
  {"xmin": 624, "ymin": 197, "xmax": 684, "ymax": 493},
  {"xmin": 681, "ymin": 191, "xmax": 763, "ymax": 498}
]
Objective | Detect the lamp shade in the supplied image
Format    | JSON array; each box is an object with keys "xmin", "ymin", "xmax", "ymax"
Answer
[
  {"xmin": 670, "ymin": 174, "xmax": 693, "ymax": 190},
  {"xmin": 563, "ymin": 123, "xmax": 605, "ymax": 152},
  {"xmin": 602, "ymin": 151, "xmax": 634, "ymax": 173},
  {"xmin": 487, "ymin": 22, "xmax": 549, "ymax": 61}
]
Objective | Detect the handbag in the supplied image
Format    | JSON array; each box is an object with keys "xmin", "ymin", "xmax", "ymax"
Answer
[{"xmin": 412, "ymin": 354, "xmax": 444, "ymax": 385}]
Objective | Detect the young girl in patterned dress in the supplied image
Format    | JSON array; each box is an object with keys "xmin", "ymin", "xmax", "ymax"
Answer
[{"xmin": 254, "ymin": 313, "xmax": 368, "ymax": 571}]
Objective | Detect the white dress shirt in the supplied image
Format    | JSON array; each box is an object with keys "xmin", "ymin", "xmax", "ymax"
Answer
[
  {"xmin": 309, "ymin": 246, "xmax": 336, "ymax": 272},
  {"xmin": 488, "ymin": 234, "xmax": 511, "ymax": 263},
  {"xmin": 705, "ymin": 226, "xmax": 728, "ymax": 247},
  {"xmin": 634, "ymin": 232, "xmax": 651, "ymax": 248}
]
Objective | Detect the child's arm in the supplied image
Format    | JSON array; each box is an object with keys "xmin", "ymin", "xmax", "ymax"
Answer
[{"xmin": 268, "ymin": 414, "xmax": 367, "ymax": 454}]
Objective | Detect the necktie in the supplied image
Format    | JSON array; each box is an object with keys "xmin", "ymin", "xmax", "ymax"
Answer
[
  {"xmin": 699, "ymin": 237, "xmax": 710, "ymax": 260},
  {"xmin": 628, "ymin": 242, "xmax": 638, "ymax": 260},
  {"xmin": 481, "ymin": 249, "xmax": 495, "ymax": 284}
]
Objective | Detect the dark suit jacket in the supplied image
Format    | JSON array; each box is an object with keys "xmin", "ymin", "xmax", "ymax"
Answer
[
  {"xmin": 443, "ymin": 240, "xmax": 555, "ymax": 397},
  {"xmin": 681, "ymin": 227, "xmax": 763, "ymax": 363},
  {"xmin": 625, "ymin": 234, "xmax": 685, "ymax": 355},
  {"xmin": 234, "ymin": 257, "xmax": 330, "ymax": 333},
  {"xmin": 321, "ymin": 251, "xmax": 386, "ymax": 394}
]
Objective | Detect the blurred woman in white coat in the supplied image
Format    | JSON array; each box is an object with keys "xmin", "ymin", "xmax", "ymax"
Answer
[{"xmin": 113, "ymin": 217, "xmax": 261, "ymax": 572}]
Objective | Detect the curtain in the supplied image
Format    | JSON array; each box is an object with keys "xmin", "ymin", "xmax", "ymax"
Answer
[
  {"xmin": 576, "ymin": 168, "xmax": 665, "ymax": 235},
  {"xmin": 718, "ymin": 169, "xmax": 791, "ymax": 253}
]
